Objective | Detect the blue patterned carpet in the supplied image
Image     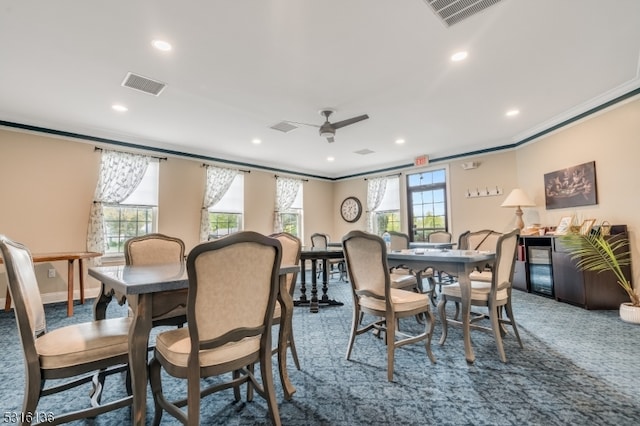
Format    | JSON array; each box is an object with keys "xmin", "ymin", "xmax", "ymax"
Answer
[{"xmin": 1, "ymin": 273, "xmax": 639, "ymax": 425}]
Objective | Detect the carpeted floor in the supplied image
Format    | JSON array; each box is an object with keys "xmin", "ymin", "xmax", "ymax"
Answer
[{"xmin": 1, "ymin": 273, "xmax": 639, "ymax": 425}]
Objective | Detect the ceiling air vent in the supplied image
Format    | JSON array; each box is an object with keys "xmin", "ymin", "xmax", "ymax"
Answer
[
  {"xmin": 270, "ymin": 121, "xmax": 298, "ymax": 133},
  {"xmin": 423, "ymin": 0, "xmax": 503, "ymax": 27},
  {"xmin": 121, "ymin": 72, "xmax": 167, "ymax": 96}
]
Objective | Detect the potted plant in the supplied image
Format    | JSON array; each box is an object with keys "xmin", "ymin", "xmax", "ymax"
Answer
[{"xmin": 559, "ymin": 226, "xmax": 640, "ymax": 323}]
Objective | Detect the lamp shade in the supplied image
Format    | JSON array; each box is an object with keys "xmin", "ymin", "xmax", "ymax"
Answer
[{"xmin": 501, "ymin": 188, "xmax": 535, "ymax": 208}]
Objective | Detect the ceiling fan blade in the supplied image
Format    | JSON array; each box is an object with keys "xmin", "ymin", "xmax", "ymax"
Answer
[
  {"xmin": 286, "ymin": 120, "xmax": 320, "ymax": 128},
  {"xmin": 331, "ymin": 114, "xmax": 369, "ymax": 129},
  {"xmin": 326, "ymin": 136, "xmax": 335, "ymax": 143}
]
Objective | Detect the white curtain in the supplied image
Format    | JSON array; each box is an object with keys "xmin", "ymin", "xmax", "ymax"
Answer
[
  {"xmin": 366, "ymin": 177, "xmax": 388, "ymax": 233},
  {"xmin": 87, "ymin": 150, "xmax": 150, "ymax": 261},
  {"xmin": 199, "ymin": 165, "xmax": 239, "ymax": 241},
  {"xmin": 273, "ymin": 177, "xmax": 302, "ymax": 233}
]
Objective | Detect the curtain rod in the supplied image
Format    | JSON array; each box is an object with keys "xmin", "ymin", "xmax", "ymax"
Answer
[
  {"xmin": 201, "ymin": 163, "xmax": 250, "ymax": 173},
  {"xmin": 274, "ymin": 174, "xmax": 309, "ymax": 182},
  {"xmin": 94, "ymin": 146, "xmax": 167, "ymax": 161},
  {"xmin": 364, "ymin": 172, "xmax": 402, "ymax": 181}
]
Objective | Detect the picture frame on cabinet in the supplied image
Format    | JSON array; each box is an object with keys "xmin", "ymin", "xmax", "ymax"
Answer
[{"xmin": 555, "ymin": 216, "xmax": 574, "ymax": 235}]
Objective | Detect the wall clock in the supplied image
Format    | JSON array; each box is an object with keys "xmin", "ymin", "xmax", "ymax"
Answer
[{"xmin": 340, "ymin": 196, "xmax": 362, "ymax": 223}]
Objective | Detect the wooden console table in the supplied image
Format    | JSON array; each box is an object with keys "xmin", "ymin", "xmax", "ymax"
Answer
[{"xmin": 3, "ymin": 251, "xmax": 102, "ymax": 316}]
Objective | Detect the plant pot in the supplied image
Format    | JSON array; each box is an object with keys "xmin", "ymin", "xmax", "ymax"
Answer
[{"xmin": 619, "ymin": 302, "xmax": 640, "ymax": 324}]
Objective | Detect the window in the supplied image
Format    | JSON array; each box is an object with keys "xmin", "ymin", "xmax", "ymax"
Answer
[
  {"xmin": 374, "ymin": 176, "xmax": 400, "ymax": 235},
  {"xmin": 103, "ymin": 160, "xmax": 159, "ymax": 255},
  {"xmin": 208, "ymin": 173, "xmax": 244, "ymax": 238},
  {"xmin": 407, "ymin": 169, "xmax": 448, "ymax": 242},
  {"xmin": 280, "ymin": 184, "xmax": 303, "ymax": 238}
]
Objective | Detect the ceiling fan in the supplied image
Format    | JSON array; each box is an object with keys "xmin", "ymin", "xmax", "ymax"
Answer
[{"xmin": 289, "ymin": 109, "xmax": 369, "ymax": 143}]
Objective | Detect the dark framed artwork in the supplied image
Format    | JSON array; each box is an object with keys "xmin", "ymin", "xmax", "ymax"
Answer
[{"xmin": 544, "ymin": 161, "xmax": 598, "ymax": 209}]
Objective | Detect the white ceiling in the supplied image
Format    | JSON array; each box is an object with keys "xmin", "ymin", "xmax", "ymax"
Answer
[{"xmin": 1, "ymin": 0, "xmax": 639, "ymax": 179}]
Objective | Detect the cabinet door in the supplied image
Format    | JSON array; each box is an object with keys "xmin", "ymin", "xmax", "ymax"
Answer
[{"xmin": 551, "ymin": 248, "xmax": 586, "ymax": 306}]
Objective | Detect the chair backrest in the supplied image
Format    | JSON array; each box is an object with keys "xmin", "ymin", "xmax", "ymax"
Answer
[
  {"xmin": 458, "ymin": 230, "xmax": 502, "ymax": 251},
  {"xmin": 310, "ymin": 233, "xmax": 329, "ymax": 249},
  {"xmin": 388, "ymin": 231, "xmax": 410, "ymax": 251},
  {"xmin": 492, "ymin": 229, "xmax": 520, "ymax": 291},
  {"xmin": 269, "ymin": 232, "xmax": 301, "ymax": 296},
  {"xmin": 427, "ymin": 231, "xmax": 452, "ymax": 244},
  {"xmin": 0, "ymin": 235, "xmax": 45, "ymax": 361},
  {"xmin": 124, "ymin": 233, "xmax": 185, "ymax": 266},
  {"xmin": 186, "ymin": 231, "xmax": 282, "ymax": 354},
  {"xmin": 342, "ymin": 231, "xmax": 390, "ymax": 302}
]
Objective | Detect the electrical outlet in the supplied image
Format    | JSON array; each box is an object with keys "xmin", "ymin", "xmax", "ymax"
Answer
[{"xmin": 48, "ymin": 268, "xmax": 56, "ymax": 278}]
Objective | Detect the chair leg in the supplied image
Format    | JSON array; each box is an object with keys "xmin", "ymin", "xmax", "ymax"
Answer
[
  {"xmin": 505, "ymin": 301, "xmax": 524, "ymax": 348},
  {"xmin": 288, "ymin": 335, "xmax": 301, "ymax": 370},
  {"xmin": 489, "ymin": 301, "xmax": 507, "ymax": 363},
  {"xmin": 437, "ymin": 297, "xmax": 448, "ymax": 345},
  {"xmin": 386, "ymin": 313, "xmax": 396, "ymax": 382},
  {"xmin": 346, "ymin": 305, "xmax": 360, "ymax": 360},
  {"xmin": 260, "ymin": 349, "xmax": 282, "ymax": 426}
]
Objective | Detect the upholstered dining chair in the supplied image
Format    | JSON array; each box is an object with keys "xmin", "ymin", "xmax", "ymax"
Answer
[
  {"xmin": 386, "ymin": 231, "xmax": 421, "ymax": 292},
  {"xmin": 458, "ymin": 229, "xmax": 503, "ymax": 282},
  {"xmin": 427, "ymin": 231, "xmax": 454, "ymax": 290},
  {"xmin": 269, "ymin": 232, "xmax": 302, "ymax": 370},
  {"xmin": 427, "ymin": 230, "xmax": 453, "ymax": 244},
  {"xmin": 0, "ymin": 235, "xmax": 132, "ymax": 425},
  {"xmin": 342, "ymin": 230, "xmax": 436, "ymax": 381},
  {"xmin": 310, "ymin": 232, "xmax": 346, "ymax": 281},
  {"xmin": 124, "ymin": 233, "xmax": 187, "ymax": 327},
  {"xmin": 438, "ymin": 229, "xmax": 523, "ymax": 362},
  {"xmin": 148, "ymin": 231, "xmax": 282, "ymax": 425}
]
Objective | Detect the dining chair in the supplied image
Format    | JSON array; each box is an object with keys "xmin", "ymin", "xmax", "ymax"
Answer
[
  {"xmin": 438, "ymin": 229, "xmax": 523, "ymax": 362},
  {"xmin": 342, "ymin": 230, "xmax": 436, "ymax": 381},
  {"xmin": 0, "ymin": 235, "xmax": 132, "ymax": 425},
  {"xmin": 310, "ymin": 232, "xmax": 346, "ymax": 281},
  {"xmin": 148, "ymin": 231, "xmax": 282, "ymax": 425},
  {"xmin": 386, "ymin": 231, "xmax": 421, "ymax": 292},
  {"xmin": 427, "ymin": 231, "xmax": 454, "ymax": 290},
  {"xmin": 269, "ymin": 232, "xmax": 302, "ymax": 370},
  {"xmin": 458, "ymin": 229, "xmax": 503, "ymax": 282},
  {"xmin": 124, "ymin": 233, "xmax": 187, "ymax": 327}
]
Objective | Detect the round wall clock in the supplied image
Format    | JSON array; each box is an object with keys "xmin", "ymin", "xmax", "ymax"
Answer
[{"xmin": 340, "ymin": 196, "xmax": 362, "ymax": 223}]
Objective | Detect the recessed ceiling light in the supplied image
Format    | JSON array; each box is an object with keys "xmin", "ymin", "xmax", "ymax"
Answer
[
  {"xmin": 395, "ymin": 139, "xmax": 405, "ymax": 145},
  {"xmin": 152, "ymin": 40, "xmax": 172, "ymax": 51},
  {"xmin": 327, "ymin": 156, "xmax": 335, "ymax": 162},
  {"xmin": 112, "ymin": 104, "xmax": 128, "ymax": 112},
  {"xmin": 252, "ymin": 138, "xmax": 262, "ymax": 145},
  {"xmin": 451, "ymin": 51, "xmax": 468, "ymax": 62},
  {"xmin": 506, "ymin": 109, "xmax": 520, "ymax": 117}
]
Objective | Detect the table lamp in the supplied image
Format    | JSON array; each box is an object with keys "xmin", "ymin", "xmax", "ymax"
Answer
[{"xmin": 501, "ymin": 188, "xmax": 535, "ymax": 230}]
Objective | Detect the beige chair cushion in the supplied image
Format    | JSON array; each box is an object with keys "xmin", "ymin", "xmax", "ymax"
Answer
[
  {"xmin": 360, "ymin": 288, "xmax": 429, "ymax": 313},
  {"xmin": 155, "ymin": 327, "xmax": 260, "ymax": 367},
  {"xmin": 390, "ymin": 272, "xmax": 418, "ymax": 289},
  {"xmin": 441, "ymin": 281, "xmax": 508, "ymax": 302},
  {"xmin": 469, "ymin": 270, "xmax": 493, "ymax": 282},
  {"xmin": 35, "ymin": 317, "xmax": 131, "ymax": 370}
]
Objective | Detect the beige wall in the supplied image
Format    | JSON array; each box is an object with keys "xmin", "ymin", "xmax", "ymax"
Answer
[{"xmin": 1, "ymin": 96, "xmax": 639, "ymax": 303}]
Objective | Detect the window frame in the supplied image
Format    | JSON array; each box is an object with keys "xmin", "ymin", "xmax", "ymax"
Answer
[{"xmin": 406, "ymin": 168, "xmax": 449, "ymax": 242}]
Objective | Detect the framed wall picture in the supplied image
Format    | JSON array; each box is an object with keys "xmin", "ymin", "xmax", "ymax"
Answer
[
  {"xmin": 544, "ymin": 161, "xmax": 598, "ymax": 209},
  {"xmin": 580, "ymin": 219, "xmax": 596, "ymax": 235},
  {"xmin": 555, "ymin": 216, "xmax": 574, "ymax": 235}
]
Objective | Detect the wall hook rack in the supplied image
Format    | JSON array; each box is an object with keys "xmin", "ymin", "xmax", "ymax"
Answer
[{"xmin": 465, "ymin": 186, "xmax": 503, "ymax": 198}]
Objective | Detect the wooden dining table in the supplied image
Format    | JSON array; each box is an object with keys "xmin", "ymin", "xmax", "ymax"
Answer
[
  {"xmin": 387, "ymin": 248, "xmax": 496, "ymax": 363},
  {"xmin": 296, "ymin": 246, "xmax": 345, "ymax": 313},
  {"xmin": 88, "ymin": 262, "xmax": 299, "ymax": 426},
  {"xmin": 3, "ymin": 251, "xmax": 101, "ymax": 316}
]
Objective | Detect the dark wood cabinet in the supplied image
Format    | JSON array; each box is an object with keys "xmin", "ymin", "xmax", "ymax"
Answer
[
  {"xmin": 515, "ymin": 227, "xmax": 631, "ymax": 310},
  {"xmin": 552, "ymin": 234, "xmax": 630, "ymax": 310}
]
